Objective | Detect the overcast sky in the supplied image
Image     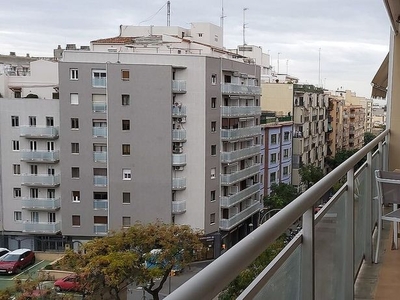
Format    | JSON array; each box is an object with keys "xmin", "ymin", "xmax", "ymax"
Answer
[{"xmin": 0, "ymin": 0, "xmax": 390, "ymax": 98}]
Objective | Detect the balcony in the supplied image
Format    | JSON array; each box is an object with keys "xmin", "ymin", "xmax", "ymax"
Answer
[
  {"xmin": 221, "ymin": 126, "xmax": 261, "ymax": 141},
  {"xmin": 93, "ymin": 199, "xmax": 108, "ymax": 210},
  {"xmin": 21, "ymin": 197, "xmax": 61, "ymax": 210},
  {"xmin": 221, "ymin": 164, "xmax": 260, "ymax": 185},
  {"xmin": 172, "ymin": 200, "xmax": 186, "ymax": 214},
  {"xmin": 220, "ymin": 184, "xmax": 260, "ymax": 208},
  {"xmin": 92, "ymin": 102, "xmax": 107, "ymax": 112},
  {"xmin": 221, "ymin": 83, "xmax": 261, "ymax": 95},
  {"xmin": 168, "ymin": 129, "xmax": 392, "ymax": 299},
  {"xmin": 92, "ymin": 77, "xmax": 106, "ymax": 88},
  {"xmin": 221, "ymin": 106, "xmax": 261, "ymax": 117},
  {"xmin": 172, "ymin": 154, "xmax": 186, "ymax": 166},
  {"xmin": 221, "ymin": 145, "xmax": 260, "ymax": 163},
  {"xmin": 172, "ymin": 177, "xmax": 186, "ymax": 190},
  {"xmin": 172, "ymin": 129, "xmax": 186, "ymax": 142},
  {"xmin": 93, "ymin": 127, "xmax": 107, "ymax": 138},
  {"xmin": 172, "ymin": 80, "xmax": 186, "ymax": 93},
  {"xmin": 93, "ymin": 151, "xmax": 107, "ymax": 163},
  {"xmin": 23, "ymin": 221, "xmax": 61, "ymax": 234},
  {"xmin": 172, "ymin": 105, "xmax": 187, "ymax": 117},
  {"xmin": 219, "ymin": 201, "xmax": 262, "ymax": 230},
  {"xmin": 20, "ymin": 126, "xmax": 59, "ymax": 139},
  {"xmin": 20, "ymin": 150, "xmax": 59, "ymax": 163},
  {"xmin": 94, "ymin": 224, "xmax": 108, "ymax": 235},
  {"xmin": 21, "ymin": 174, "xmax": 60, "ymax": 187},
  {"xmin": 94, "ymin": 175, "xmax": 107, "ymax": 186}
]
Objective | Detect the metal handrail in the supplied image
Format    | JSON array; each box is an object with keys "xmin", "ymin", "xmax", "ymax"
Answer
[{"xmin": 167, "ymin": 129, "xmax": 389, "ymax": 300}]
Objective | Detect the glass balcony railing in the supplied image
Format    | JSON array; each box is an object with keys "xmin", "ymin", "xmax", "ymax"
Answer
[
  {"xmin": 172, "ymin": 177, "xmax": 186, "ymax": 190},
  {"xmin": 93, "ymin": 199, "xmax": 108, "ymax": 210},
  {"xmin": 221, "ymin": 126, "xmax": 261, "ymax": 141},
  {"xmin": 94, "ymin": 175, "xmax": 107, "ymax": 186},
  {"xmin": 221, "ymin": 106, "xmax": 261, "ymax": 117},
  {"xmin": 21, "ymin": 174, "xmax": 60, "ymax": 187},
  {"xmin": 23, "ymin": 221, "xmax": 61, "ymax": 234},
  {"xmin": 93, "ymin": 127, "xmax": 107, "ymax": 137},
  {"xmin": 221, "ymin": 164, "xmax": 260, "ymax": 185},
  {"xmin": 172, "ymin": 129, "xmax": 187, "ymax": 142},
  {"xmin": 221, "ymin": 145, "xmax": 261, "ymax": 163},
  {"xmin": 20, "ymin": 150, "xmax": 60, "ymax": 163},
  {"xmin": 94, "ymin": 224, "xmax": 108, "ymax": 235},
  {"xmin": 172, "ymin": 105, "xmax": 187, "ymax": 117},
  {"xmin": 172, "ymin": 200, "xmax": 186, "ymax": 214},
  {"xmin": 20, "ymin": 126, "xmax": 59, "ymax": 139},
  {"xmin": 172, "ymin": 80, "xmax": 187, "ymax": 93},
  {"xmin": 92, "ymin": 77, "xmax": 106, "ymax": 88},
  {"xmin": 222, "ymin": 83, "xmax": 261, "ymax": 95},
  {"xmin": 92, "ymin": 102, "xmax": 107, "ymax": 112},
  {"xmin": 219, "ymin": 201, "xmax": 263, "ymax": 230},
  {"xmin": 93, "ymin": 151, "xmax": 107, "ymax": 163},
  {"xmin": 167, "ymin": 129, "xmax": 389, "ymax": 300},
  {"xmin": 172, "ymin": 154, "xmax": 187, "ymax": 166},
  {"xmin": 21, "ymin": 197, "xmax": 61, "ymax": 210},
  {"xmin": 220, "ymin": 183, "xmax": 260, "ymax": 208}
]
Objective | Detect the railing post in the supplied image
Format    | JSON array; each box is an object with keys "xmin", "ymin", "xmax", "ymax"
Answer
[
  {"xmin": 378, "ymin": 141, "xmax": 383, "ymax": 171},
  {"xmin": 383, "ymin": 135, "xmax": 389, "ymax": 171},
  {"xmin": 365, "ymin": 151, "xmax": 373, "ymax": 263},
  {"xmin": 301, "ymin": 208, "xmax": 315, "ymax": 300}
]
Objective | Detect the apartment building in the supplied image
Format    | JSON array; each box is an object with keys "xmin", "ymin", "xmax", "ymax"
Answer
[
  {"xmin": 326, "ymin": 96, "xmax": 345, "ymax": 157},
  {"xmin": 343, "ymin": 105, "xmax": 365, "ymax": 150}
]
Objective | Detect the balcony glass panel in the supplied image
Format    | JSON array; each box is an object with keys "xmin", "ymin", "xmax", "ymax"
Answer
[
  {"xmin": 220, "ymin": 184, "xmax": 260, "ymax": 207},
  {"xmin": 93, "ymin": 151, "xmax": 107, "ymax": 163},
  {"xmin": 92, "ymin": 77, "xmax": 106, "ymax": 87},
  {"xmin": 221, "ymin": 106, "xmax": 261, "ymax": 117},
  {"xmin": 172, "ymin": 80, "xmax": 187, "ymax": 93},
  {"xmin": 21, "ymin": 198, "xmax": 61, "ymax": 210},
  {"xmin": 221, "ymin": 164, "xmax": 260, "ymax": 185},
  {"xmin": 21, "ymin": 174, "xmax": 60, "ymax": 186},
  {"xmin": 222, "ymin": 83, "xmax": 261, "ymax": 95},
  {"xmin": 94, "ymin": 175, "xmax": 107, "ymax": 186},
  {"xmin": 93, "ymin": 200, "xmax": 108, "ymax": 210},
  {"xmin": 172, "ymin": 105, "xmax": 187, "ymax": 117},
  {"xmin": 20, "ymin": 126, "xmax": 59, "ymax": 139},
  {"xmin": 221, "ymin": 145, "xmax": 260, "ymax": 163},
  {"xmin": 221, "ymin": 126, "xmax": 261, "ymax": 141},
  {"xmin": 172, "ymin": 154, "xmax": 186, "ymax": 166},
  {"xmin": 93, "ymin": 127, "xmax": 107, "ymax": 137},
  {"xmin": 172, "ymin": 177, "xmax": 186, "ymax": 190},
  {"xmin": 20, "ymin": 150, "xmax": 59, "ymax": 162},
  {"xmin": 354, "ymin": 166, "xmax": 367, "ymax": 276},
  {"xmin": 94, "ymin": 224, "xmax": 108, "ymax": 234},
  {"xmin": 23, "ymin": 221, "xmax": 61, "ymax": 233},
  {"xmin": 92, "ymin": 102, "xmax": 107, "ymax": 112},
  {"xmin": 172, "ymin": 200, "xmax": 186, "ymax": 214},
  {"xmin": 172, "ymin": 129, "xmax": 186, "ymax": 142},
  {"xmin": 219, "ymin": 202, "xmax": 262, "ymax": 230}
]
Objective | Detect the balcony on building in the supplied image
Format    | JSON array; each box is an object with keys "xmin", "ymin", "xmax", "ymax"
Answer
[
  {"xmin": 23, "ymin": 221, "xmax": 61, "ymax": 234},
  {"xmin": 93, "ymin": 199, "xmax": 108, "ymax": 210},
  {"xmin": 20, "ymin": 126, "xmax": 59, "ymax": 139},
  {"xmin": 172, "ymin": 177, "xmax": 186, "ymax": 190},
  {"xmin": 93, "ymin": 151, "xmax": 107, "ymax": 163},
  {"xmin": 221, "ymin": 106, "xmax": 261, "ymax": 117},
  {"xmin": 21, "ymin": 197, "xmax": 61, "ymax": 211},
  {"xmin": 20, "ymin": 150, "xmax": 60, "ymax": 163},
  {"xmin": 172, "ymin": 129, "xmax": 187, "ymax": 142},
  {"xmin": 221, "ymin": 164, "xmax": 260, "ymax": 185},
  {"xmin": 172, "ymin": 105, "xmax": 187, "ymax": 117},
  {"xmin": 92, "ymin": 127, "xmax": 107, "ymax": 138},
  {"xmin": 221, "ymin": 83, "xmax": 261, "ymax": 95},
  {"xmin": 94, "ymin": 224, "xmax": 108, "ymax": 235},
  {"xmin": 172, "ymin": 154, "xmax": 186, "ymax": 167},
  {"xmin": 21, "ymin": 174, "xmax": 60, "ymax": 187},
  {"xmin": 93, "ymin": 175, "xmax": 107, "ymax": 186},
  {"xmin": 219, "ymin": 201, "xmax": 262, "ymax": 231},
  {"xmin": 221, "ymin": 126, "xmax": 261, "ymax": 141},
  {"xmin": 92, "ymin": 102, "xmax": 107, "ymax": 113},
  {"xmin": 220, "ymin": 184, "xmax": 260, "ymax": 208},
  {"xmin": 172, "ymin": 80, "xmax": 187, "ymax": 93},
  {"xmin": 172, "ymin": 200, "xmax": 187, "ymax": 214},
  {"xmin": 221, "ymin": 145, "xmax": 261, "ymax": 163}
]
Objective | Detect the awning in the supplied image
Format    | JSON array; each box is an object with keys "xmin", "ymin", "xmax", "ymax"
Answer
[{"xmin": 371, "ymin": 53, "xmax": 389, "ymax": 98}]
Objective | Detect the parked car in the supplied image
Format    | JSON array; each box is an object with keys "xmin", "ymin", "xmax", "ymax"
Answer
[
  {"xmin": 54, "ymin": 273, "xmax": 82, "ymax": 292},
  {"xmin": 0, "ymin": 249, "xmax": 35, "ymax": 274},
  {"xmin": 0, "ymin": 248, "xmax": 9, "ymax": 258}
]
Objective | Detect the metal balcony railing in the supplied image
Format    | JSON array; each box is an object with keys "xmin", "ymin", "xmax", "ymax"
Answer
[
  {"xmin": 20, "ymin": 150, "xmax": 60, "ymax": 163},
  {"xmin": 21, "ymin": 174, "xmax": 60, "ymax": 187},
  {"xmin": 23, "ymin": 221, "xmax": 61, "ymax": 234},
  {"xmin": 221, "ymin": 145, "xmax": 261, "ymax": 163},
  {"xmin": 167, "ymin": 129, "xmax": 389, "ymax": 300},
  {"xmin": 172, "ymin": 200, "xmax": 187, "ymax": 214},
  {"xmin": 21, "ymin": 197, "xmax": 61, "ymax": 210},
  {"xmin": 20, "ymin": 126, "xmax": 59, "ymax": 139}
]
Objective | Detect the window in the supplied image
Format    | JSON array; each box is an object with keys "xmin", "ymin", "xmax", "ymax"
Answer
[
  {"xmin": 122, "ymin": 94, "xmax": 130, "ymax": 106},
  {"xmin": 71, "ymin": 143, "xmax": 79, "ymax": 154},
  {"xmin": 31, "ymin": 212, "xmax": 40, "ymax": 223},
  {"xmin": 29, "ymin": 116, "xmax": 36, "ymax": 127},
  {"xmin": 30, "ymin": 188, "xmax": 38, "ymax": 198},
  {"xmin": 122, "ymin": 216, "xmax": 131, "ymax": 227},
  {"xmin": 48, "ymin": 212, "xmax": 56, "ymax": 223},
  {"xmin": 30, "ymin": 165, "xmax": 38, "ymax": 175},
  {"xmin": 123, "ymin": 169, "xmax": 132, "ymax": 180},
  {"xmin": 70, "ymin": 69, "xmax": 79, "ymax": 80},
  {"xmin": 271, "ymin": 134, "xmax": 277, "ymax": 144},
  {"xmin": 271, "ymin": 153, "xmax": 277, "ymax": 163},
  {"xmin": 13, "ymin": 188, "xmax": 21, "ymax": 198},
  {"xmin": 11, "ymin": 116, "xmax": 19, "ymax": 127},
  {"xmin": 211, "ymin": 168, "xmax": 216, "ymax": 179},
  {"xmin": 283, "ymin": 149, "xmax": 289, "ymax": 158},
  {"xmin": 284, "ymin": 131, "xmax": 290, "ymax": 141},
  {"xmin": 122, "ymin": 120, "xmax": 130, "ymax": 131},
  {"xmin": 198, "ymin": 33, "xmax": 203, "ymax": 37},
  {"xmin": 123, "ymin": 192, "xmax": 131, "ymax": 204},
  {"xmin": 270, "ymin": 172, "xmax": 276, "ymax": 183},
  {"xmin": 72, "ymin": 215, "xmax": 81, "ymax": 226},
  {"xmin": 70, "ymin": 93, "xmax": 79, "ymax": 105},
  {"xmin": 13, "ymin": 164, "xmax": 20, "ymax": 175},
  {"xmin": 14, "ymin": 211, "xmax": 22, "ymax": 221},
  {"xmin": 14, "ymin": 90, "xmax": 21, "ymax": 98},
  {"xmin": 211, "ymin": 145, "xmax": 217, "ymax": 156},
  {"xmin": 71, "ymin": 118, "xmax": 79, "ymax": 129},
  {"xmin": 211, "ymin": 190, "xmax": 216, "ymax": 202},
  {"xmin": 92, "ymin": 70, "xmax": 107, "ymax": 87},
  {"xmin": 48, "ymin": 167, "xmax": 55, "ymax": 176},
  {"xmin": 121, "ymin": 70, "xmax": 130, "ymax": 81},
  {"xmin": 211, "ymin": 97, "xmax": 216, "ymax": 108},
  {"xmin": 211, "ymin": 74, "xmax": 217, "ymax": 85},
  {"xmin": 47, "ymin": 141, "xmax": 54, "ymax": 151},
  {"xmin": 283, "ymin": 166, "xmax": 289, "ymax": 176},
  {"xmin": 47, "ymin": 189, "xmax": 55, "ymax": 199},
  {"xmin": 46, "ymin": 116, "xmax": 54, "ymax": 127},
  {"xmin": 122, "ymin": 144, "xmax": 130, "ymax": 155},
  {"xmin": 211, "ymin": 121, "xmax": 216, "ymax": 132},
  {"xmin": 72, "ymin": 191, "xmax": 80, "ymax": 202},
  {"xmin": 30, "ymin": 140, "xmax": 37, "ymax": 151},
  {"xmin": 210, "ymin": 213, "xmax": 216, "ymax": 225},
  {"xmin": 72, "ymin": 167, "xmax": 80, "ymax": 178},
  {"xmin": 12, "ymin": 140, "xmax": 19, "ymax": 151}
]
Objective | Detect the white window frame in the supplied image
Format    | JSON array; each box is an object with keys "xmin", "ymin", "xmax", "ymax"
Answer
[
  {"xmin": 70, "ymin": 68, "xmax": 79, "ymax": 80},
  {"xmin": 211, "ymin": 168, "xmax": 216, "ymax": 179},
  {"xmin": 70, "ymin": 93, "xmax": 79, "ymax": 105},
  {"xmin": 123, "ymin": 169, "xmax": 132, "ymax": 180},
  {"xmin": 72, "ymin": 191, "xmax": 80, "ymax": 202},
  {"xmin": 14, "ymin": 211, "xmax": 22, "ymax": 222}
]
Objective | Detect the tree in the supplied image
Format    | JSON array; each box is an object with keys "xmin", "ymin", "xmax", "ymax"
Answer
[
  {"xmin": 264, "ymin": 183, "xmax": 299, "ymax": 210},
  {"xmin": 57, "ymin": 222, "xmax": 203, "ymax": 300},
  {"xmin": 299, "ymin": 164, "xmax": 324, "ymax": 189},
  {"xmin": 364, "ymin": 132, "xmax": 376, "ymax": 146}
]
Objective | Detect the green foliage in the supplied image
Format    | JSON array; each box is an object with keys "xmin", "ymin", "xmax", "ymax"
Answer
[
  {"xmin": 299, "ymin": 164, "xmax": 324, "ymax": 188},
  {"xmin": 57, "ymin": 222, "xmax": 203, "ymax": 300},
  {"xmin": 326, "ymin": 149, "xmax": 358, "ymax": 170},
  {"xmin": 364, "ymin": 132, "xmax": 376, "ymax": 146},
  {"xmin": 218, "ymin": 239, "xmax": 285, "ymax": 300},
  {"xmin": 264, "ymin": 183, "xmax": 299, "ymax": 209}
]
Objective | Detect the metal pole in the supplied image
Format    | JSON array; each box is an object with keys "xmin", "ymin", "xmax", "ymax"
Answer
[{"xmin": 243, "ymin": 8, "xmax": 248, "ymax": 46}]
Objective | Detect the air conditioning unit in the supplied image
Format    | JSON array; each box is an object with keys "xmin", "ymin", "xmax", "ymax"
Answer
[
  {"xmin": 176, "ymin": 117, "xmax": 186, "ymax": 123},
  {"xmin": 173, "ymin": 148, "xmax": 183, "ymax": 154},
  {"xmin": 174, "ymin": 166, "xmax": 184, "ymax": 171}
]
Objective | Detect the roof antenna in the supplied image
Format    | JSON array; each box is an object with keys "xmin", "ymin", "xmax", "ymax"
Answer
[
  {"xmin": 167, "ymin": 1, "xmax": 170, "ymax": 26},
  {"xmin": 243, "ymin": 8, "xmax": 248, "ymax": 46}
]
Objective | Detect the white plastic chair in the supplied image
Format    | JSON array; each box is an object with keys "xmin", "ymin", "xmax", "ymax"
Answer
[{"xmin": 374, "ymin": 170, "xmax": 400, "ymax": 263}]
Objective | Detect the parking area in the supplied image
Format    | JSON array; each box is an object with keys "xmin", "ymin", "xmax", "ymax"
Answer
[{"xmin": 0, "ymin": 260, "xmax": 51, "ymax": 290}]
